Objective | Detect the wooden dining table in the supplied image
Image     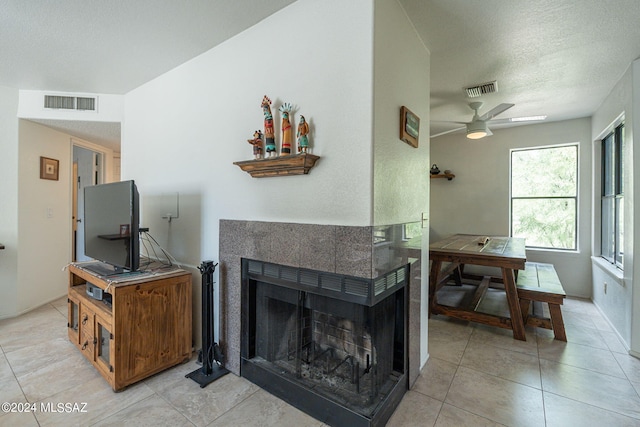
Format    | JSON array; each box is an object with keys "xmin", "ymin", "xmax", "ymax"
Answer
[{"xmin": 429, "ymin": 234, "xmax": 527, "ymax": 340}]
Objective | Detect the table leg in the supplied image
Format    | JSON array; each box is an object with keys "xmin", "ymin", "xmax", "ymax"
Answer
[
  {"xmin": 502, "ymin": 267, "xmax": 526, "ymax": 341},
  {"xmin": 429, "ymin": 260, "xmax": 442, "ymax": 318}
]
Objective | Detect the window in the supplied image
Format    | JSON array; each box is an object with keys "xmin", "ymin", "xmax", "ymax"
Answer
[
  {"xmin": 402, "ymin": 222, "xmax": 421, "ymax": 241},
  {"xmin": 373, "ymin": 226, "xmax": 390, "ymax": 244},
  {"xmin": 510, "ymin": 144, "xmax": 578, "ymax": 250},
  {"xmin": 601, "ymin": 123, "xmax": 624, "ymax": 268}
]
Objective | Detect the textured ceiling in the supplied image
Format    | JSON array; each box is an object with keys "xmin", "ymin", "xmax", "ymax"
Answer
[
  {"xmin": 0, "ymin": 0, "xmax": 296, "ymax": 93},
  {"xmin": 401, "ymin": 0, "xmax": 640, "ymax": 137},
  {"xmin": 3, "ymin": 0, "xmax": 640, "ymax": 148},
  {"xmin": 1, "ymin": 0, "xmax": 296, "ymax": 152}
]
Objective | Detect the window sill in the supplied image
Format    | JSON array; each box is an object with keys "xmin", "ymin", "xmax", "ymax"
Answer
[
  {"xmin": 525, "ymin": 246, "xmax": 579, "ymax": 254},
  {"xmin": 591, "ymin": 256, "xmax": 624, "ymax": 285}
]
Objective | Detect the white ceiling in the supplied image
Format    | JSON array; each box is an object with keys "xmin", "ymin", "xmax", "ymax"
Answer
[{"xmin": 4, "ymin": 0, "xmax": 640, "ymax": 148}]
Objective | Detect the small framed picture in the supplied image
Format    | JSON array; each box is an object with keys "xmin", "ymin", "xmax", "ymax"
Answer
[
  {"xmin": 399, "ymin": 106, "xmax": 420, "ymax": 148},
  {"xmin": 120, "ymin": 224, "xmax": 130, "ymax": 237},
  {"xmin": 40, "ymin": 157, "xmax": 59, "ymax": 180}
]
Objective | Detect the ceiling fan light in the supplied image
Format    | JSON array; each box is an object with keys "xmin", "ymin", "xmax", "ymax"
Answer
[
  {"xmin": 466, "ymin": 120, "xmax": 488, "ymax": 139},
  {"xmin": 467, "ymin": 130, "xmax": 487, "ymax": 139}
]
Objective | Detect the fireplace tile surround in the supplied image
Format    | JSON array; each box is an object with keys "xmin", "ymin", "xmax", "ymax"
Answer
[{"xmin": 219, "ymin": 219, "xmax": 423, "ymax": 389}]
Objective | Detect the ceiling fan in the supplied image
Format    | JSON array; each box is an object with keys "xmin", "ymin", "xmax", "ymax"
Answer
[{"xmin": 431, "ymin": 102, "xmax": 546, "ymax": 139}]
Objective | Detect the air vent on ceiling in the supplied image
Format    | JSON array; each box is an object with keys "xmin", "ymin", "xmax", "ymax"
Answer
[
  {"xmin": 464, "ymin": 81, "xmax": 498, "ymax": 98},
  {"xmin": 44, "ymin": 95, "xmax": 97, "ymax": 111}
]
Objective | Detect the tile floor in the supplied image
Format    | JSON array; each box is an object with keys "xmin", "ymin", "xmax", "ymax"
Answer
[{"xmin": 1, "ymin": 296, "xmax": 640, "ymax": 426}]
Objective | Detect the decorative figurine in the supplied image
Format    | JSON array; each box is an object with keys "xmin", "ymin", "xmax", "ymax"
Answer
[
  {"xmin": 247, "ymin": 130, "xmax": 263, "ymax": 159},
  {"xmin": 297, "ymin": 115, "xmax": 310, "ymax": 153},
  {"xmin": 261, "ymin": 96, "xmax": 277, "ymax": 158},
  {"xmin": 279, "ymin": 102, "xmax": 293, "ymax": 156},
  {"xmin": 430, "ymin": 164, "xmax": 440, "ymax": 175}
]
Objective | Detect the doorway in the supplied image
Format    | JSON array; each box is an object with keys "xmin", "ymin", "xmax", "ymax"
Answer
[{"xmin": 72, "ymin": 145, "xmax": 103, "ymax": 261}]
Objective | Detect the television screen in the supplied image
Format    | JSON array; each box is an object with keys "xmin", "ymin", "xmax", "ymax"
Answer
[{"xmin": 84, "ymin": 180, "xmax": 140, "ymax": 273}]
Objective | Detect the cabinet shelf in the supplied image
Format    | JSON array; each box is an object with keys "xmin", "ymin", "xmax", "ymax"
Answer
[
  {"xmin": 234, "ymin": 153, "xmax": 320, "ymax": 178},
  {"xmin": 430, "ymin": 173, "xmax": 455, "ymax": 181}
]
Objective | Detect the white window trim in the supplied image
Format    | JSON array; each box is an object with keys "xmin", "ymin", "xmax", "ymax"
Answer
[{"xmin": 509, "ymin": 142, "xmax": 580, "ymax": 252}]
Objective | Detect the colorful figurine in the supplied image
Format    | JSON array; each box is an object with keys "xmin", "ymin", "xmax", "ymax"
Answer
[
  {"xmin": 247, "ymin": 130, "xmax": 263, "ymax": 159},
  {"xmin": 297, "ymin": 115, "xmax": 309, "ymax": 153},
  {"xmin": 261, "ymin": 96, "xmax": 277, "ymax": 158},
  {"xmin": 279, "ymin": 103, "xmax": 293, "ymax": 155}
]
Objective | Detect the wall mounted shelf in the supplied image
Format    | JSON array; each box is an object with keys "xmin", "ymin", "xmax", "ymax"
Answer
[
  {"xmin": 430, "ymin": 172, "xmax": 455, "ymax": 181},
  {"xmin": 234, "ymin": 154, "xmax": 320, "ymax": 178}
]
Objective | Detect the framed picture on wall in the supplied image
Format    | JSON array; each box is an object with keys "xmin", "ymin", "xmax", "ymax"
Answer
[
  {"xmin": 40, "ymin": 157, "xmax": 59, "ymax": 181},
  {"xmin": 399, "ymin": 106, "xmax": 420, "ymax": 148}
]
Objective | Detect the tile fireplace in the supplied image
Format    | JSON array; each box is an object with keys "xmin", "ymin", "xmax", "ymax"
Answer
[{"xmin": 218, "ymin": 220, "xmax": 424, "ymax": 426}]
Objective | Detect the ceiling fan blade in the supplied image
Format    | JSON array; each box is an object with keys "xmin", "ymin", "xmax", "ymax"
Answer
[
  {"xmin": 430, "ymin": 120, "xmax": 468, "ymax": 125},
  {"xmin": 430, "ymin": 126, "xmax": 465, "ymax": 138},
  {"xmin": 479, "ymin": 103, "xmax": 515, "ymax": 121},
  {"xmin": 488, "ymin": 116, "xmax": 547, "ymax": 124}
]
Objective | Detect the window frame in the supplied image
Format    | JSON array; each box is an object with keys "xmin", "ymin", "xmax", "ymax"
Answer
[
  {"xmin": 509, "ymin": 143, "xmax": 579, "ymax": 251},
  {"xmin": 600, "ymin": 123, "xmax": 624, "ymax": 268}
]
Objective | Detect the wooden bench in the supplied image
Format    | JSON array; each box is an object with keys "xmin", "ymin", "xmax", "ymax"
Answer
[{"xmin": 516, "ymin": 262, "xmax": 566, "ymax": 341}]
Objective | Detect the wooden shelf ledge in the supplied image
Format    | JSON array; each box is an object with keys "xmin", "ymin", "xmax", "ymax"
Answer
[
  {"xmin": 234, "ymin": 154, "xmax": 320, "ymax": 178},
  {"xmin": 430, "ymin": 173, "xmax": 455, "ymax": 180}
]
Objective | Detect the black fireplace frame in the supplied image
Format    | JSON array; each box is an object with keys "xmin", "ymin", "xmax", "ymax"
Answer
[{"xmin": 240, "ymin": 258, "xmax": 409, "ymax": 427}]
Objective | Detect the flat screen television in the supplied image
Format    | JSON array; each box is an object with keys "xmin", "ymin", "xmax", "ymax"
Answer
[{"xmin": 84, "ymin": 180, "xmax": 140, "ymax": 273}]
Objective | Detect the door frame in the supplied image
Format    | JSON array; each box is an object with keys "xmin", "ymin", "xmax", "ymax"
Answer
[{"xmin": 70, "ymin": 138, "xmax": 114, "ymax": 261}]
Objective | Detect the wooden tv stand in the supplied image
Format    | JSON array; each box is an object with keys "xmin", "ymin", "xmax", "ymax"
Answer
[{"xmin": 67, "ymin": 262, "xmax": 192, "ymax": 391}]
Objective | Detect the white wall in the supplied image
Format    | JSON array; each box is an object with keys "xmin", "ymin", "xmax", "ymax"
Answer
[
  {"xmin": 16, "ymin": 120, "xmax": 71, "ymax": 312},
  {"xmin": 632, "ymin": 60, "xmax": 640, "ymax": 356},
  {"xmin": 591, "ymin": 62, "xmax": 634, "ymax": 349},
  {"xmin": 124, "ymin": 0, "xmax": 376, "ymax": 268},
  {"xmin": 430, "ymin": 118, "xmax": 593, "ymax": 298},
  {"xmin": 373, "ymin": 0, "xmax": 431, "ymax": 367},
  {"xmin": 0, "ymin": 86, "xmax": 19, "ymax": 318},
  {"xmin": 373, "ymin": 0, "xmax": 430, "ymax": 226}
]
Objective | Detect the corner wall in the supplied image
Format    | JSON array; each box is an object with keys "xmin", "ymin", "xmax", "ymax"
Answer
[
  {"xmin": 17, "ymin": 120, "xmax": 72, "ymax": 312},
  {"xmin": 373, "ymin": 0, "xmax": 430, "ymax": 227},
  {"xmin": 591, "ymin": 62, "xmax": 634, "ymax": 349},
  {"xmin": 124, "ymin": 0, "xmax": 376, "ymax": 251},
  {"xmin": 0, "ymin": 86, "xmax": 19, "ymax": 318},
  {"xmin": 373, "ymin": 0, "xmax": 431, "ymax": 371}
]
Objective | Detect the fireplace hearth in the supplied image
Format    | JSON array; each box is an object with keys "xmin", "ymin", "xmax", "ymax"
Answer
[{"xmin": 241, "ymin": 259, "xmax": 408, "ymax": 427}]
